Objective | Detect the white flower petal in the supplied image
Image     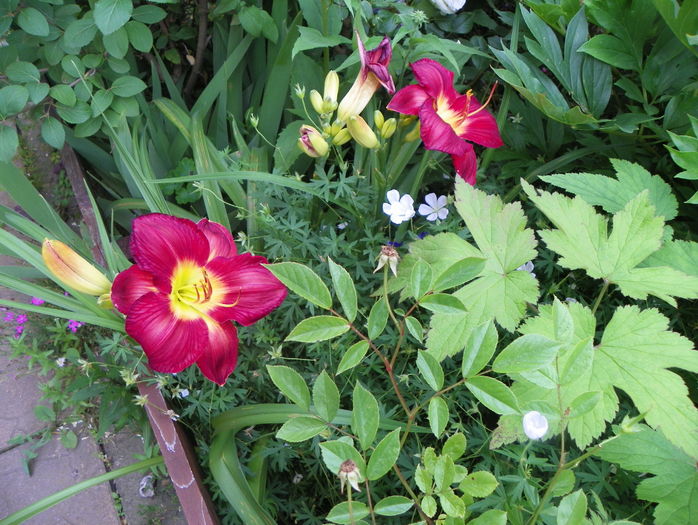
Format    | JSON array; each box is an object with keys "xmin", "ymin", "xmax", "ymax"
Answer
[
  {"xmin": 437, "ymin": 207, "xmax": 449, "ymax": 220},
  {"xmin": 522, "ymin": 411, "xmax": 548, "ymax": 440},
  {"xmin": 424, "ymin": 193, "xmax": 438, "ymax": 208},
  {"xmin": 386, "ymin": 189, "xmax": 400, "ymax": 205},
  {"xmin": 426, "ymin": 212, "xmax": 438, "ymax": 222},
  {"xmin": 436, "ymin": 195, "xmax": 448, "ymax": 208},
  {"xmin": 418, "ymin": 204, "xmax": 433, "ymax": 216}
]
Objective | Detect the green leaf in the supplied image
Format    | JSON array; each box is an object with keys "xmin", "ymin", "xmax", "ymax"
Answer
[
  {"xmin": 61, "ymin": 55, "xmax": 85, "ymax": 78},
  {"xmin": 492, "ymin": 334, "xmax": 562, "ymax": 374},
  {"xmin": 578, "ymin": 35, "xmax": 637, "ymax": 70},
  {"xmin": 416, "ymin": 351, "xmax": 444, "ymax": 391},
  {"xmin": 439, "ymin": 489, "xmax": 465, "ymax": 518},
  {"xmin": 132, "ymin": 5, "xmax": 166, "ymax": 23},
  {"xmin": 40, "ymin": 117, "xmax": 65, "ymax": 149},
  {"xmin": 292, "ymin": 26, "xmax": 351, "ymax": 59},
  {"xmin": 420, "ymin": 293, "xmax": 466, "ymax": 314},
  {"xmin": 91, "ymin": 89, "xmax": 113, "ymax": 116},
  {"xmin": 94, "ymin": 0, "xmax": 133, "ymax": 35},
  {"xmin": 50, "ymin": 85, "xmax": 76, "ymax": 106},
  {"xmin": 410, "ymin": 259, "xmax": 433, "ymax": 299},
  {"xmin": 103, "ymin": 27, "xmax": 129, "ymax": 58},
  {"xmin": 326, "ymin": 501, "xmax": 369, "ymax": 524},
  {"xmin": 442, "ymin": 433, "xmax": 467, "ymax": 461},
  {"xmin": 313, "ymin": 370, "xmax": 339, "ymax": 421},
  {"xmin": 428, "ymin": 397, "xmax": 449, "ymax": 437},
  {"xmin": 557, "ymin": 489, "xmax": 587, "ymax": 525},
  {"xmin": 432, "ymin": 257, "xmax": 486, "ymax": 292},
  {"xmin": 469, "ymin": 509, "xmax": 507, "ymax": 525},
  {"xmin": 466, "ymin": 376, "xmax": 520, "ymax": 415},
  {"xmin": 56, "ymin": 102, "xmax": 91, "ymax": 124},
  {"xmin": 524, "ymin": 182, "xmax": 698, "ymax": 305},
  {"xmin": 421, "ymin": 495, "xmax": 437, "ymax": 518},
  {"xmin": 550, "ymin": 469, "xmax": 576, "ymax": 497},
  {"xmin": 373, "ymin": 496, "xmax": 413, "ymax": 516},
  {"xmin": 6, "ymin": 61, "xmax": 40, "ymax": 83},
  {"xmin": 459, "ymin": 471, "xmax": 498, "ymax": 498},
  {"xmin": 17, "ymin": 7, "xmax": 49, "ymax": 36},
  {"xmin": 60, "ymin": 430, "xmax": 78, "ymax": 449},
  {"xmin": 125, "ymin": 21, "xmax": 152, "ymax": 51},
  {"xmin": 328, "ymin": 257, "xmax": 357, "ymax": 323},
  {"xmin": 286, "ymin": 315, "xmax": 349, "ymax": 343},
  {"xmin": 405, "ymin": 316, "xmax": 423, "ymax": 343},
  {"xmin": 111, "ymin": 76, "xmax": 146, "ymax": 97},
  {"xmin": 64, "ymin": 15, "xmax": 98, "ymax": 48},
  {"xmin": 568, "ymin": 391, "xmax": 602, "ymax": 419},
  {"xmin": 264, "ymin": 262, "xmax": 332, "ymax": 309},
  {"xmin": 367, "ymin": 297, "xmax": 388, "ymax": 339},
  {"xmin": 642, "ymin": 239, "xmax": 698, "ymax": 277},
  {"xmin": 266, "ymin": 365, "xmax": 310, "ymax": 411},
  {"xmin": 238, "ymin": 5, "xmax": 278, "ymax": 42},
  {"xmin": 541, "ymin": 159, "xmax": 678, "ymax": 220},
  {"xmin": 352, "ymin": 383, "xmax": 379, "ymax": 450},
  {"xmin": 433, "ymin": 454, "xmax": 455, "ymax": 491},
  {"xmin": 320, "ymin": 438, "xmax": 366, "ymax": 476},
  {"xmin": 336, "ymin": 341, "xmax": 369, "ymax": 375},
  {"xmin": 366, "ymin": 429, "xmax": 400, "ymax": 480},
  {"xmin": 26, "ymin": 83, "xmax": 49, "ymax": 104},
  {"xmin": 596, "ymin": 427, "xmax": 698, "ymax": 525},
  {"xmin": 0, "ymin": 126, "xmax": 19, "ymax": 162},
  {"xmin": 453, "ymin": 180, "xmax": 538, "ymax": 330},
  {"xmin": 0, "ymin": 85, "xmax": 29, "ymax": 117},
  {"xmin": 462, "ymin": 320, "xmax": 498, "ymax": 377},
  {"xmin": 275, "ymin": 416, "xmax": 326, "ymax": 442},
  {"xmin": 34, "ymin": 405, "xmax": 55, "ymax": 422}
]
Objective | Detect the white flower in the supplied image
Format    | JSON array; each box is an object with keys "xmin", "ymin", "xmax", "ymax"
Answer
[
  {"xmin": 383, "ymin": 190, "xmax": 415, "ymax": 225},
  {"xmin": 55, "ymin": 357, "xmax": 66, "ymax": 368},
  {"xmin": 418, "ymin": 193, "xmax": 449, "ymax": 222},
  {"xmin": 522, "ymin": 411, "xmax": 548, "ymax": 440},
  {"xmin": 178, "ymin": 388, "xmax": 190, "ymax": 398},
  {"xmin": 516, "ymin": 260, "xmax": 536, "ymax": 279},
  {"xmin": 337, "ymin": 221, "xmax": 348, "ymax": 230},
  {"xmin": 430, "ymin": 0, "xmax": 467, "ymax": 15}
]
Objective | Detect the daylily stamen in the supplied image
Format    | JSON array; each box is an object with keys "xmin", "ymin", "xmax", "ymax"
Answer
[{"xmin": 464, "ymin": 82, "xmax": 498, "ymax": 118}]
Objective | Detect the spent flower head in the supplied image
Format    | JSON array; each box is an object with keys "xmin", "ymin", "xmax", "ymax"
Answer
[
  {"xmin": 374, "ymin": 245, "xmax": 400, "ymax": 277},
  {"xmin": 338, "ymin": 459, "xmax": 362, "ymax": 493}
]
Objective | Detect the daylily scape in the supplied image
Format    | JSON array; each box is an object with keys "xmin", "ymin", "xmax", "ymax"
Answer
[{"xmin": 111, "ymin": 214, "xmax": 287, "ymax": 385}]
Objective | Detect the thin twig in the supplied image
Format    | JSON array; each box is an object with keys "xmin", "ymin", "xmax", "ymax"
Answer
[{"xmin": 184, "ymin": 0, "xmax": 209, "ymax": 98}]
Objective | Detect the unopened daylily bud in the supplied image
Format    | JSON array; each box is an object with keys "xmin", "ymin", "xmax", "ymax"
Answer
[
  {"xmin": 42, "ymin": 239, "xmax": 112, "ymax": 296},
  {"xmin": 309, "ymin": 89, "xmax": 324, "ymax": 114},
  {"xmin": 380, "ymin": 117, "xmax": 397, "ymax": 139},
  {"xmin": 332, "ymin": 128, "xmax": 351, "ymax": 146},
  {"xmin": 374, "ymin": 110, "xmax": 385, "ymax": 130},
  {"xmin": 347, "ymin": 115, "xmax": 379, "ymax": 149},
  {"xmin": 404, "ymin": 122, "xmax": 421, "ymax": 142},
  {"xmin": 298, "ymin": 125, "xmax": 329, "ymax": 157},
  {"xmin": 97, "ymin": 292, "xmax": 114, "ymax": 309},
  {"xmin": 398, "ymin": 114, "xmax": 416, "ymax": 127},
  {"xmin": 338, "ymin": 459, "xmax": 362, "ymax": 493},
  {"xmin": 324, "ymin": 70, "xmax": 339, "ymax": 105}
]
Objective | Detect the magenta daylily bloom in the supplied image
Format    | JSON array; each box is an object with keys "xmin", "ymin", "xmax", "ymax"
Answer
[
  {"xmin": 336, "ymin": 34, "xmax": 395, "ymax": 122},
  {"xmin": 387, "ymin": 58, "xmax": 503, "ymax": 185},
  {"xmin": 111, "ymin": 214, "xmax": 287, "ymax": 385}
]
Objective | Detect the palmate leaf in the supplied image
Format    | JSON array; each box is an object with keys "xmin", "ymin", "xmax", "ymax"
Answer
[
  {"xmin": 523, "ymin": 182, "xmax": 698, "ymax": 305},
  {"xmin": 596, "ymin": 427, "xmax": 698, "ymax": 524},
  {"xmin": 507, "ymin": 303, "xmax": 698, "ymax": 457}
]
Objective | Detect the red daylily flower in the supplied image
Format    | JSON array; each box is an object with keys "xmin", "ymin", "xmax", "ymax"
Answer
[
  {"xmin": 337, "ymin": 34, "xmax": 395, "ymax": 122},
  {"xmin": 111, "ymin": 214, "xmax": 287, "ymax": 385},
  {"xmin": 387, "ymin": 58, "xmax": 503, "ymax": 185}
]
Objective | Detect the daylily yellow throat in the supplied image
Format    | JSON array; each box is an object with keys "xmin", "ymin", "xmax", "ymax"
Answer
[{"xmin": 169, "ymin": 263, "xmax": 238, "ymax": 320}]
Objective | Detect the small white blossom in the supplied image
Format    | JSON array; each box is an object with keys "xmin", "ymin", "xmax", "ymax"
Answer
[
  {"xmin": 292, "ymin": 473, "xmax": 303, "ymax": 484},
  {"xmin": 418, "ymin": 193, "xmax": 449, "ymax": 221},
  {"xmin": 383, "ymin": 190, "xmax": 415, "ymax": 225},
  {"xmin": 337, "ymin": 222, "xmax": 348, "ymax": 230},
  {"xmin": 430, "ymin": 0, "xmax": 467, "ymax": 15},
  {"xmin": 55, "ymin": 357, "xmax": 66, "ymax": 368},
  {"xmin": 523, "ymin": 411, "xmax": 548, "ymax": 440},
  {"xmin": 516, "ymin": 260, "xmax": 536, "ymax": 279},
  {"xmin": 178, "ymin": 388, "xmax": 190, "ymax": 398}
]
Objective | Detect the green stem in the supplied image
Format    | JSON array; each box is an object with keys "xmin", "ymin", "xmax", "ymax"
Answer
[{"xmin": 591, "ymin": 279, "xmax": 610, "ymax": 315}]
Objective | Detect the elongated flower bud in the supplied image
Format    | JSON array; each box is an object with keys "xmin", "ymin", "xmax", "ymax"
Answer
[
  {"xmin": 346, "ymin": 115, "xmax": 379, "ymax": 149},
  {"xmin": 380, "ymin": 118, "xmax": 397, "ymax": 139},
  {"xmin": 332, "ymin": 128, "xmax": 351, "ymax": 146},
  {"xmin": 324, "ymin": 70, "xmax": 339, "ymax": 105},
  {"xmin": 374, "ymin": 110, "xmax": 385, "ymax": 130},
  {"xmin": 42, "ymin": 239, "xmax": 111, "ymax": 296},
  {"xmin": 298, "ymin": 125, "xmax": 329, "ymax": 157},
  {"xmin": 309, "ymin": 90, "xmax": 324, "ymax": 114},
  {"xmin": 404, "ymin": 122, "xmax": 421, "ymax": 142}
]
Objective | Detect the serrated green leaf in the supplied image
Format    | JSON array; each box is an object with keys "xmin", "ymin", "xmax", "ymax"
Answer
[
  {"xmin": 459, "ymin": 470, "xmax": 498, "ymax": 498},
  {"xmin": 550, "ymin": 469, "xmax": 576, "ymax": 497},
  {"xmin": 428, "ymin": 397, "xmax": 449, "ymax": 438},
  {"xmin": 642, "ymin": 239, "xmax": 698, "ymax": 277},
  {"xmin": 286, "ymin": 315, "xmax": 349, "ymax": 343},
  {"xmin": 469, "ymin": 509, "xmax": 507, "ymax": 525},
  {"xmin": 328, "ymin": 257, "xmax": 357, "ymax": 322},
  {"xmin": 326, "ymin": 501, "xmax": 369, "ymax": 524},
  {"xmin": 421, "ymin": 494, "xmax": 437, "ymax": 518},
  {"xmin": 524, "ymin": 182, "xmax": 698, "ymax": 305},
  {"xmin": 366, "ymin": 429, "xmax": 400, "ymax": 480},
  {"xmin": 442, "ymin": 432, "xmax": 466, "ymax": 461},
  {"xmin": 492, "ymin": 334, "xmax": 562, "ymax": 374},
  {"xmin": 367, "ymin": 297, "xmax": 388, "ymax": 339},
  {"xmin": 433, "ymin": 454, "xmax": 455, "ymax": 492},
  {"xmin": 568, "ymin": 391, "xmax": 602, "ymax": 419},
  {"xmin": 557, "ymin": 489, "xmax": 587, "ymax": 525},
  {"xmin": 432, "ymin": 256, "xmax": 486, "ymax": 292},
  {"xmin": 320, "ymin": 438, "xmax": 366, "ymax": 476},
  {"xmin": 416, "ymin": 351, "xmax": 444, "ymax": 391},
  {"xmin": 6, "ymin": 61, "xmax": 40, "ymax": 83},
  {"xmin": 404, "ymin": 316, "xmax": 423, "ymax": 343},
  {"xmin": 420, "ymin": 293, "xmax": 467, "ymax": 314},
  {"xmin": 265, "ymin": 262, "xmax": 332, "ymax": 309},
  {"xmin": 440, "ymin": 489, "xmax": 465, "ymax": 518},
  {"xmin": 596, "ymin": 427, "xmax": 698, "ymax": 525},
  {"xmin": 17, "ymin": 7, "xmax": 49, "ymax": 36},
  {"xmin": 466, "ymin": 376, "xmax": 520, "ymax": 416},
  {"xmin": 336, "ymin": 340, "xmax": 369, "ymax": 374},
  {"xmin": 41, "ymin": 117, "xmax": 65, "ymax": 149},
  {"xmin": 373, "ymin": 495, "xmax": 413, "ymax": 516},
  {"xmin": 276, "ymin": 416, "xmax": 326, "ymax": 442},
  {"xmin": 352, "ymin": 383, "xmax": 379, "ymax": 450},
  {"xmin": 313, "ymin": 370, "xmax": 339, "ymax": 421},
  {"xmin": 266, "ymin": 365, "xmax": 310, "ymax": 411},
  {"xmin": 94, "ymin": 0, "xmax": 133, "ymax": 35},
  {"xmin": 462, "ymin": 320, "xmax": 498, "ymax": 377},
  {"xmin": 410, "ymin": 258, "xmax": 433, "ymax": 299}
]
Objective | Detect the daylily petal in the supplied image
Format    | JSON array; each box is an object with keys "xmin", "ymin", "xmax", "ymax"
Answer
[
  {"xmin": 418, "ymin": 103, "xmax": 469, "ymax": 156},
  {"xmin": 204, "ymin": 254, "xmax": 287, "ymax": 325},
  {"xmin": 111, "ymin": 265, "xmax": 158, "ymax": 314},
  {"xmin": 451, "ymin": 145, "xmax": 478, "ymax": 185},
  {"xmin": 131, "ymin": 214, "xmax": 209, "ymax": 279},
  {"xmin": 360, "ymin": 36, "xmax": 395, "ymax": 93},
  {"xmin": 411, "ymin": 58, "xmax": 458, "ymax": 101},
  {"xmin": 453, "ymin": 94, "xmax": 504, "ymax": 148},
  {"xmin": 196, "ymin": 321, "xmax": 238, "ymax": 385},
  {"xmin": 125, "ymin": 292, "xmax": 207, "ymax": 373},
  {"xmin": 387, "ymin": 85, "xmax": 430, "ymax": 115},
  {"xmin": 197, "ymin": 219, "xmax": 237, "ymax": 260}
]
